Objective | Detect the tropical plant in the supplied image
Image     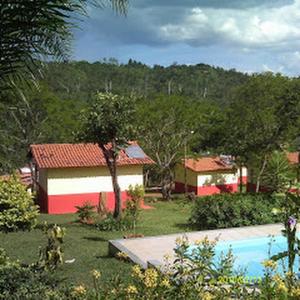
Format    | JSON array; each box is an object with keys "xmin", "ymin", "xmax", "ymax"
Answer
[
  {"xmin": 261, "ymin": 151, "xmax": 295, "ymax": 193},
  {"xmin": 78, "ymin": 92, "xmax": 136, "ymax": 219},
  {"xmin": 75, "ymin": 201, "xmax": 96, "ymax": 224},
  {"xmin": 0, "ymin": 0, "xmax": 128, "ymax": 92},
  {"xmin": 0, "ymin": 175, "xmax": 39, "ymax": 232}
]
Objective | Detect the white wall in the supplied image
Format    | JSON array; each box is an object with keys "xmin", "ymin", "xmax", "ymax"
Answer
[
  {"xmin": 46, "ymin": 165, "xmax": 144, "ymax": 195},
  {"xmin": 197, "ymin": 172, "xmax": 238, "ymax": 186}
]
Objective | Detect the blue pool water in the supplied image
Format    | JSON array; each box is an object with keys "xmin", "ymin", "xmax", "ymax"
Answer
[{"xmin": 189, "ymin": 235, "xmax": 299, "ymax": 277}]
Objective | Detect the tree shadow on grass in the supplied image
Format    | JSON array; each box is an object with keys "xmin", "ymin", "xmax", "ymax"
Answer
[
  {"xmin": 175, "ymin": 222, "xmax": 197, "ymax": 231},
  {"xmin": 82, "ymin": 236, "xmax": 108, "ymax": 242}
]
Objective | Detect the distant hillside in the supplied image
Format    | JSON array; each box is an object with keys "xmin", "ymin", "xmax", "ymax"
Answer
[{"xmin": 44, "ymin": 60, "xmax": 249, "ymax": 104}]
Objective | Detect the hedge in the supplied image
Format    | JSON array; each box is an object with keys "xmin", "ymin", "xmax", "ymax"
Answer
[{"xmin": 189, "ymin": 193, "xmax": 282, "ymax": 230}]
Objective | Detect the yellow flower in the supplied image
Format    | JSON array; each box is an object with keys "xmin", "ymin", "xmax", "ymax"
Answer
[
  {"xmin": 175, "ymin": 237, "xmax": 183, "ymax": 245},
  {"xmin": 291, "ymin": 286, "xmax": 300, "ymax": 297},
  {"xmin": 262, "ymin": 259, "xmax": 277, "ymax": 270},
  {"xmin": 160, "ymin": 278, "xmax": 171, "ymax": 288},
  {"xmin": 277, "ymin": 282, "xmax": 288, "ymax": 293},
  {"xmin": 194, "ymin": 239, "xmax": 202, "ymax": 245},
  {"xmin": 116, "ymin": 251, "xmax": 129, "ymax": 261},
  {"xmin": 131, "ymin": 265, "xmax": 143, "ymax": 279},
  {"xmin": 163, "ymin": 253, "xmax": 171, "ymax": 261},
  {"xmin": 72, "ymin": 285, "xmax": 86, "ymax": 296},
  {"xmin": 201, "ymin": 291, "xmax": 214, "ymax": 300},
  {"xmin": 144, "ymin": 268, "xmax": 158, "ymax": 288},
  {"xmin": 126, "ymin": 285, "xmax": 138, "ymax": 294},
  {"xmin": 91, "ymin": 269, "xmax": 101, "ymax": 279}
]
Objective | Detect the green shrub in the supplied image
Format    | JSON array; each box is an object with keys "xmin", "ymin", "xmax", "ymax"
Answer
[
  {"xmin": 189, "ymin": 193, "xmax": 282, "ymax": 230},
  {"xmin": 75, "ymin": 201, "xmax": 96, "ymax": 224},
  {"xmin": 0, "ymin": 264, "xmax": 65, "ymax": 300},
  {"xmin": 125, "ymin": 184, "xmax": 144, "ymax": 232},
  {"xmin": 0, "ymin": 175, "xmax": 39, "ymax": 232},
  {"xmin": 94, "ymin": 213, "xmax": 132, "ymax": 231}
]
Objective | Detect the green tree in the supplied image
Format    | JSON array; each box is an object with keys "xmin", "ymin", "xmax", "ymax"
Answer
[
  {"xmin": 136, "ymin": 95, "xmax": 202, "ymax": 199},
  {"xmin": 0, "ymin": 176, "xmax": 39, "ymax": 232},
  {"xmin": 78, "ymin": 92, "xmax": 136, "ymax": 219},
  {"xmin": 223, "ymin": 73, "xmax": 300, "ymax": 192}
]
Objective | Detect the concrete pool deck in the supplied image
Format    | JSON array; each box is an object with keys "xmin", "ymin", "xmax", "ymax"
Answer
[{"xmin": 108, "ymin": 224, "xmax": 289, "ymax": 269}]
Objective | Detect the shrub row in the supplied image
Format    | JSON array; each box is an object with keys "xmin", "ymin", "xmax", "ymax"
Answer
[{"xmin": 189, "ymin": 193, "xmax": 282, "ymax": 230}]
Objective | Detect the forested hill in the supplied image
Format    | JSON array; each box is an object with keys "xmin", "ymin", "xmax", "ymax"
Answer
[{"xmin": 44, "ymin": 60, "xmax": 249, "ymax": 103}]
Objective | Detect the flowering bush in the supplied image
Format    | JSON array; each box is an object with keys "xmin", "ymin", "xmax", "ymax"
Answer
[
  {"xmin": 67, "ymin": 237, "xmax": 300, "ymax": 299},
  {"xmin": 0, "ymin": 175, "xmax": 39, "ymax": 232}
]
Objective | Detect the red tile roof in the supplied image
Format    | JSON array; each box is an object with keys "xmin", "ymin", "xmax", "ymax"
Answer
[
  {"xmin": 287, "ymin": 152, "xmax": 299, "ymax": 165},
  {"xmin": 30, "ymin": 142, "xmax": 154, "ymax": 169},
  {"xmin": 0, "ymin": 169, "xmax": 32, "ymax": 188},
  {"xmin": 183, "ymin": 157, "xmax": 234, "ymax": 173}
]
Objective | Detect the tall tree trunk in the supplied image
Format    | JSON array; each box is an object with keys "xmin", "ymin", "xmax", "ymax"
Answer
[
  {"xmin": 256, "ymin": 155, "xmax": 268, "ymax": 193},
  {"xmin": 239, "ymin": 165, "xmax": 243, "ymax": 193},
  {"xmin": 99, "ymin": 141, "xmax": 122, "ymax": 219},
  {"xmin": 161, "ymin": 168, "xmax": 173, "ymax": 200}
]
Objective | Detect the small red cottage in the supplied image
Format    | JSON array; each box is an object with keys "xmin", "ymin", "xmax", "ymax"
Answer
[
  {"xmin": 30, "ymin": 142, "xmax": 154, "ymax": 214},
  {"xmin": 174, "ymin": 156, "xmax": 247, "ymax": 196}
]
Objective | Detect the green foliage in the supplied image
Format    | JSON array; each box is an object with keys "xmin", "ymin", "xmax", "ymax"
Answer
[
  {"xmin": 43, "ymin": 61, "xmax": 248, "ymax": 103},
  {"xmin": 0, "ymin": 176, "xmax": 39, "ymax": 232},
  {"xmin": 37, "ymin": 222, "xmax": 66, "ymax": 271},
  {"xmin": 261, "ymin": 151, "xmax": 296, "ymax": 193},
  {"xmin": 0, "ymin": 84, "xmax": 84, "ymax": 173},
  {"xmin": 0, "ymin": 264, "xmax": 65, "ymax": 300},
  {"xmin": 271, "ymin": 193, "xmax": 300, "ymax": 284},
  {"xmin": 125, "ymin": 184, "xmax": 144, "ymax": 231},
  {"xmin": 0, "ymin": 1, "xmax": 128, "ymax": 90},
  {"xmin": 67, "ymin": 238, "xmax": 297, "ymax": 299},
  {"xmin": 94, "ymin": 213, "xmax": 132, "ymax": 231},
  {"xmin": 78, "ymin": 92, "xmax": 137, "ymax": 219},
  {"xmin": 136, "ymin": 95, "xmax": 203, "ymax": 199},
  {"xmin": 189, "ymin": 193, "xmax": 282, "ymax": 230},
  {"xmin": 76, "ymin": 201, "xmax": 96, "ymax": 224},
  {"xmin": 222, "ymin": 73, "xmax": 300, "ymax": 191},
  {"xmin": 78, "ymin": 92, "xmax": 136, "ymax": 146}
]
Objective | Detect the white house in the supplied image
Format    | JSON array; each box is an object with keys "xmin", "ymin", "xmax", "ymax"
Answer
[
  {"xmin": 174, "ymin": 156, "xmax": 247, "ymax": 196},
  {"xmin": 30, "ymin": 142, "xmax": 154, "ymax": 214}
]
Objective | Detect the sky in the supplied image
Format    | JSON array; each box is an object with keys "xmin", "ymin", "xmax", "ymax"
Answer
[{"xmin": 73, "ymin": 0, "xmax": 300, "ymax": 76}]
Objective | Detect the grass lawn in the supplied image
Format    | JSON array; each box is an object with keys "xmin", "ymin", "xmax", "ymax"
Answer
[{"xmin": 0, "ymin": 199, "xmax": 192, "ymax": 285}]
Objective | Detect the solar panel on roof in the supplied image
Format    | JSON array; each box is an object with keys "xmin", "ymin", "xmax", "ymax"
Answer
[{"xmin": 125, "ymin": 145, "xmax": 146, "ymax": 159}]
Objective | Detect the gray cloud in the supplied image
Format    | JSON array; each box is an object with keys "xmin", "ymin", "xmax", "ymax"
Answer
[{"xmin": 73, "ymin": 0, "xmax": 300, "ymax": 75}]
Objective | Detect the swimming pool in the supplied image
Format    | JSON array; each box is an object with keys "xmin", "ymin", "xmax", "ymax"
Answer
[{"xmin": 191, "ymin": 235, "xmax": 299, "ymax": 277}]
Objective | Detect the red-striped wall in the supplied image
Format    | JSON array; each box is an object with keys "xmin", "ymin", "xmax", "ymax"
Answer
[
  {"xmin": 38, "ymin": 188, "xmax": 130, "ymax": 214},
  {"xmin": 174, "ymin": 180, "xmax": 246, "ymax": 196}
]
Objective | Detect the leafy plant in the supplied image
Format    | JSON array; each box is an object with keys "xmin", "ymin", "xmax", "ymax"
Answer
[
  {"xmin": 75, "ymin": 201, "xmax": 96, "ymax": 224},
  {"xmin": 94, "ymin": 213, "xmax": 132, "ymax": 231},
  {"xmin": 189, "ymin": 193, "xmax": 282, "ymax": 230},
  {"xmin": 37, "ymin": 222, "xmax": 66, "ymax": 271},
  {"xmin": 271, "ymin": 192, "xmax": 300, "ymax": 286},
  {"xmin": 0, "ymin": 175, "xmax": 39, "ymax": 232},
  {"xmin": 125, "ymin": 184, "xmax": 145, "ymax": 234},
  {"xmin": 261, "ymin": 150, "xmax": 295, "ymax": 193}
]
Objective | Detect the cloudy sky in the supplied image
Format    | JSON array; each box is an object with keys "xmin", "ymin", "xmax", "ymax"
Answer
[{"xmin": 73, "ymin": 0, "xmax": 300, "ymax": 76}]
